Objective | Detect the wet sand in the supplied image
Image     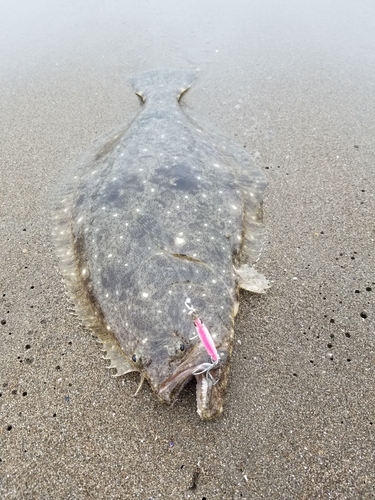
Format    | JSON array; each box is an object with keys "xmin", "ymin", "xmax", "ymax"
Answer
[{"xmin": 1, "ymin": 1, "xmax": 375, "ymax": 498}]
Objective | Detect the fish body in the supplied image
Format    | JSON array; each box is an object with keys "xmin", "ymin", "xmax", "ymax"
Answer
[{"xmin": 52, "ymin": 69, "xmax": 268, "ymax": 419}]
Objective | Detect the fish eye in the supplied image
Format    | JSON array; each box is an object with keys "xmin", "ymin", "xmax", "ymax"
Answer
[
  {"xmin": 132, "ymin": 354, "xmax": 137, "ymax": 362},
  {"xmin": 179, "ymin": 344, "xmax": 185, "ymax": 352}
]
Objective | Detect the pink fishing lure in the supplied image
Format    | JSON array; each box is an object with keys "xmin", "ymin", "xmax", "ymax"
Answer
[{"xmin": 193, "ymin": 317, "xmax": 219, "ymax": 362}]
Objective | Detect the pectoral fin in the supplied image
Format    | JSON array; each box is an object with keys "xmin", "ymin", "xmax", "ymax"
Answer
[{"xmin": 235, "ymin": 264, "xmax": 270, "ymax": 293}]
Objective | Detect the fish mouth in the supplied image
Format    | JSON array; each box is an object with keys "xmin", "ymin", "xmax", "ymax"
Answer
[
  {"xmin": 194, "ymin": 365, "xmax": 228, "ymax": 420},
  {"xmin": 158, "ymin": 349, "xmax": 229, "ymax": 420}
]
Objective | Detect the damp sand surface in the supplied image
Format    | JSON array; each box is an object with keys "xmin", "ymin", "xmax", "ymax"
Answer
[{"xmin": 1, "ymin": 1, "xmax": 375, "ymax": 498}]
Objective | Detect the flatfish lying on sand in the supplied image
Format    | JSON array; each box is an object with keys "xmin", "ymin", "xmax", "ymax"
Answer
[{"xmin": 52, "ymin": 69, "xmax": 269, "ymax": 420}]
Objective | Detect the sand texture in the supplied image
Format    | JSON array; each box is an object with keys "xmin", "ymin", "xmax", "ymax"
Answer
[{"xmin": 1, "ymin": 1, "xmax": 375, "ymax": 498}]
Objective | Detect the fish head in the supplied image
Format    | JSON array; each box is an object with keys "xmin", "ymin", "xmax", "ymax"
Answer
[
  {"xmin": 124, "ymin": 288, "xmax": 234, "ymax": 419},
  {"xmin": 143, "ymin": 311, "xmax": 234, "ymax": 420}
]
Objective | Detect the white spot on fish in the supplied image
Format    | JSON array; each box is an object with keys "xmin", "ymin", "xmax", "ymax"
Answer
[{"xmin": 142, "ymin": 292, "xmax": 149, "ymax": 298}]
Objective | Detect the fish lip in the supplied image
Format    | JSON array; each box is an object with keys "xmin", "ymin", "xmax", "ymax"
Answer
[
  {"xmin": 195, "ymin": 367, "xmax": 226, "ymax": 420},
  {"xmin": 157, "ymin": 343, "xmax": 216, "ymax": 401},
  {"xmin": 158, "ymin": 349, "xmax": 228, "ymax": 420},
  {"xmin": 157, "ymin": 354, "xmax": 205, "ymax": 403}
]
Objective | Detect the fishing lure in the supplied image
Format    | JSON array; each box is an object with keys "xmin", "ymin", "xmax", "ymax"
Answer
[
  {"xmin": 192, "ymin": 317, "xmax": 219, "ymax": 363},
  {"xmin": 185, "ymin": 298, "xmax": 220, "ymax": 383}
]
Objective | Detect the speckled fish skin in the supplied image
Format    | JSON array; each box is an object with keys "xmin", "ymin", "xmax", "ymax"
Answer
[{"xmin": 52, "ymin": 69, "xmax": 268, "ymax": 420}]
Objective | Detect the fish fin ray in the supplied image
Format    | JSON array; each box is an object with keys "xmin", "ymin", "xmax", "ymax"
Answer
[
  {"xmin": 175, "ymin": 116, "xmax": 268, "ymax": 265},
  {"xmin": 100, "ymin": 340, "xmax": 138, "ymax": 377},
  {"xmin": 50, "ymin": 180, "xmax": 138, "ymax": 377},
  {"xmin": 133, "ymin": 373, "xmax": 146, "ymax": 396},
  {"xmin": 221, "ymin": 144, "xmax": 267, "ymax": 265}
]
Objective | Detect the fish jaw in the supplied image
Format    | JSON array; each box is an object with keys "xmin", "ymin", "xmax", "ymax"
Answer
[
  {"xmin": 157, "ymin": 348, "xmax": 230, "ymax": 420},
  {"xmin": 195, "ymin": 362, "xmax": 230, "ymax": 420}
]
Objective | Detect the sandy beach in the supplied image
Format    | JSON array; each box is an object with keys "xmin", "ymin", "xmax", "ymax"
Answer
[{"xmin": 1, "ymin": 1, "xmax": 375, "ymax": 498}]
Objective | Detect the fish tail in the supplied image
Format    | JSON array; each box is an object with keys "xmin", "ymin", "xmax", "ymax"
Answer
[{"xmin": 129, "ymin": 69, "xmax": 196, "ymax": 101}]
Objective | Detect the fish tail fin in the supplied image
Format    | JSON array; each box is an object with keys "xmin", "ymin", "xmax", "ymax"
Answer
[{"xmin": 129, "ymin": 69, "xmax": 197, "ymax": 101}]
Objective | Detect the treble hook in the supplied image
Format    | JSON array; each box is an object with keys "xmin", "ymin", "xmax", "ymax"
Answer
[{"xmin": 193, "ymin": 360, "xmax": 220, "ymax": 385}]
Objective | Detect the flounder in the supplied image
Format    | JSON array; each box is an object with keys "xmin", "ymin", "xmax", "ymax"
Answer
[{"xmin": 52, "ymin": 69, "xmax": 269, "ymax": 420}]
